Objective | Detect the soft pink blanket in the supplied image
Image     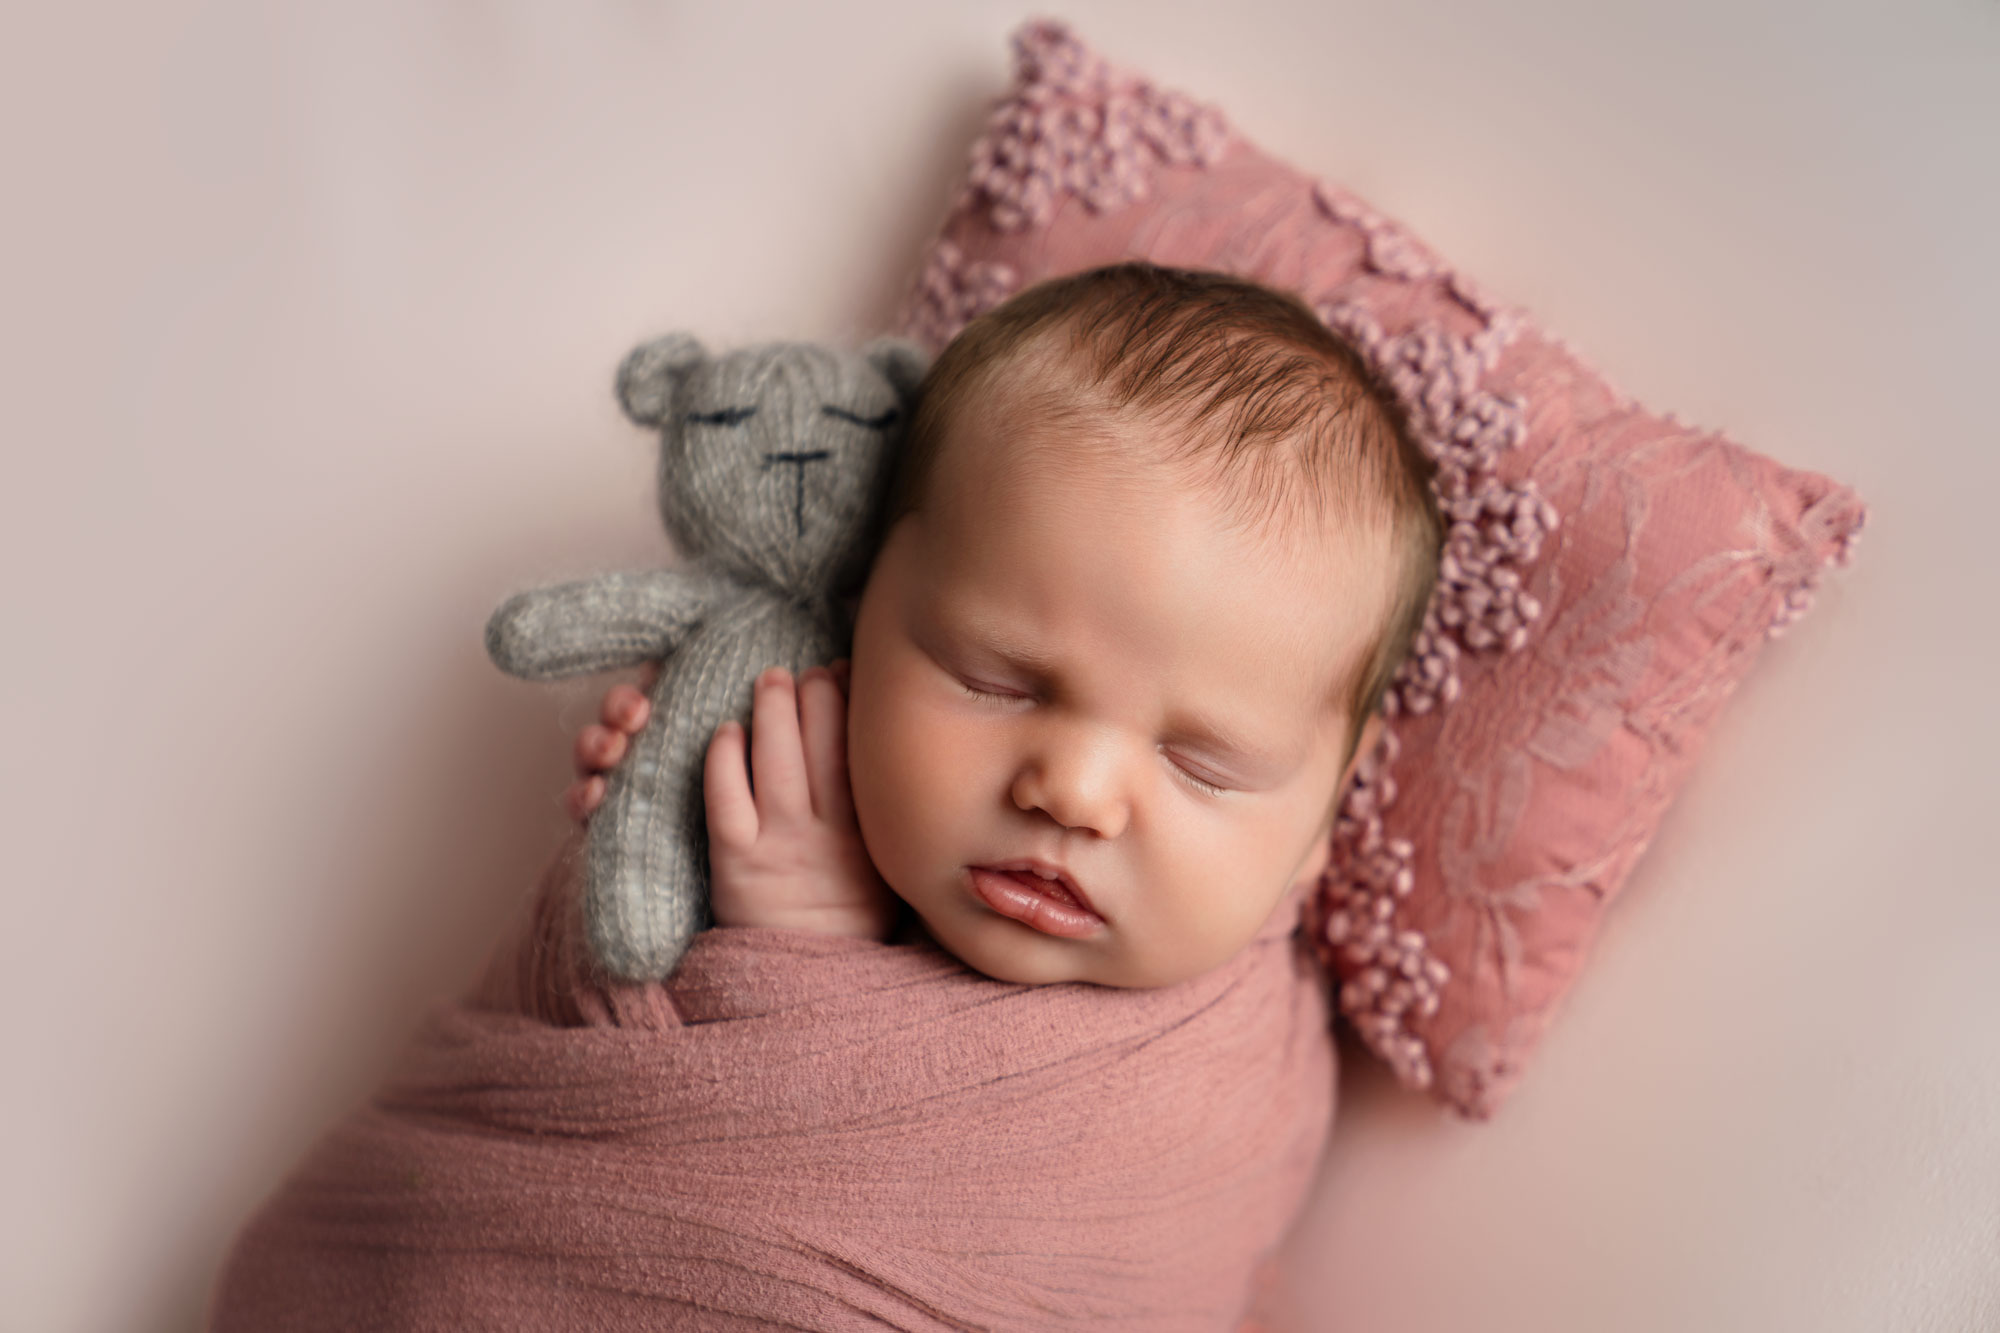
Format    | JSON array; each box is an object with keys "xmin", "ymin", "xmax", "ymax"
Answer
[{"xmin": 211, "ymin": 838, "xmax": 1335, "ymax": 1330}]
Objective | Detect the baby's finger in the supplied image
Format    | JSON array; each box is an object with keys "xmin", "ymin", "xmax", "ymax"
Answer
[
  {"xmin": 798, "ymin": 667, "xmax": 854, "ymax": 824},
  {"xmin": 830, "ymin": 658, "xmax": 851, "ymax": 694},
  {"xmin": 748, "ymin": 668, "xmax": 811, "ymax": 820},
  {"xmin": 566, "ymin": 774, "xmax": 606, "ymax": 826},
  {"xmin": 703, "ymin": 721, "xmax": 759, "ymax": 849},
  {"xmin": 574, "ymin": 724, "xmax": 628, "ymax": 777},
  {"xmin": 600, "ymin": 683, "xmax": 651, "ymax": 735}
]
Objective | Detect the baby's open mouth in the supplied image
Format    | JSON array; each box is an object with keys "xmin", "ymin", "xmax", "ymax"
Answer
[{"xmin": 967, "ymin": 864, "xmax": 1105, "ymax": 939}]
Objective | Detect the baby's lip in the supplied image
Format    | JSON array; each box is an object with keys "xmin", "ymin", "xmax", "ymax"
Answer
[{"xmin": 973, "ymin": 858, "xmax": 1100, "ymax": 919}]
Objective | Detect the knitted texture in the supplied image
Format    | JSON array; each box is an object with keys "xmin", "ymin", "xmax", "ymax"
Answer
[
  {"xmin": 487, "ymin": 337, "xmax": 927, "ymax": 981},
  {"xmin": 211, "ymin": 845, "xmax": 1335, "ymax": 1332},
  {"xmin": 897, "ymin": 20, "xmax": 1866, "ymax": 1119}
]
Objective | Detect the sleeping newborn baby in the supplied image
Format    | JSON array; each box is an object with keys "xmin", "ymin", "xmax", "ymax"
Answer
[
  {"xmin": 585, "ymin": 262, "xmax": 1437, "ymax": 992},
  {"xmin": 212, "ymin": 263, "xmax": 1444, "ymax": 1333}
]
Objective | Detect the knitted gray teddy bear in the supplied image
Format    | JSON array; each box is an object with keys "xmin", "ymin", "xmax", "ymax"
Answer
[{"xmin": 486, "ymin": 334, "xmax": 927, "ymax": 981}]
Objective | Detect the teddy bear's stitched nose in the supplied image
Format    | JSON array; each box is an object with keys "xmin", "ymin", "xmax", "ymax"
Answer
[{"xmin": 763, "ymin": 450, "xmax": 832, "ymax": 536}]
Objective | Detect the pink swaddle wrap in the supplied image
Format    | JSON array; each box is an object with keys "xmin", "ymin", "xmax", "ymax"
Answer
[{"xmin": 211, "ymin": 837, "xmax": 1336, "ymax": 1330}]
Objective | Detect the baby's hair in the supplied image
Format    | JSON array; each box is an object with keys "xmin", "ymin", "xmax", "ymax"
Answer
[{"xmin": 889, "ymin": 262, "xmax": 1443, "ymax": 759}]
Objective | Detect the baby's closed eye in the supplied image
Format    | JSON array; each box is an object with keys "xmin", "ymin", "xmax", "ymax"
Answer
[
  {"xmin": 1161, "ymin": 751, "xmax": 1230, "ymax": 797},
  {"xmin": 950, "ymin": 673, "xmax": 1235, "ymax": 796},
  {"xmin": 956, "ymin": 676, "xmax": 1033, "ymax": 703}
]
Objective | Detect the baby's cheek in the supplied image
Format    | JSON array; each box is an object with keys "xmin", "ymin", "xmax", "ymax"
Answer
[
  {"xmin": 848, "ymin": 714, "xmax": 942, "ymax": 888},
  {"xmin": 1144, "ymin": 864, "xmax": 1294, "ymax": 986}
]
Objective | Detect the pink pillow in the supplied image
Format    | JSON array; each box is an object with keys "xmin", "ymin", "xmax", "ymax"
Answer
[{"xmin": 895, "ymin": 20, "xmax": 1866, "ymax": 1119}]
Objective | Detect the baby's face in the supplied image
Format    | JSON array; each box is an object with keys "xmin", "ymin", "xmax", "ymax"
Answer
[{"xmin": 845, "ymin": 391, "xmax": 1392, "ymax": 988}]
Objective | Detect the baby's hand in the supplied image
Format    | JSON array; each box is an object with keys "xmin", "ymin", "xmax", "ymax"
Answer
[
  {"xmin": 703, "ymin": 665, "xmax": 897, "ymax": 940},
  {"xmin": 565, "ymin": 665, "xmax": 658, "ymax": 825}
]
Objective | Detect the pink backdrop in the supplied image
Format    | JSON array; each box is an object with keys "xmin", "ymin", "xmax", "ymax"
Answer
[{"xmin": 6, "ymin": 3, "xmax": 1995, "ymax": 1330}]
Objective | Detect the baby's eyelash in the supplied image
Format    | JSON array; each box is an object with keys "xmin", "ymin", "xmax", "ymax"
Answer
[
  {"xmin": 1170, "ymin": 764, "xmax": 1226, "ymax": 798},
  {"xmin": 957, "ymin": 680, "xmax": 1025, "ymax": 704}
]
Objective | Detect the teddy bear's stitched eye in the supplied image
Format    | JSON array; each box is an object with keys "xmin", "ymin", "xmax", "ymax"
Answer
[
  {"xmin": 688, "ymin": 406, "xmax": 758, "ymax": 427},
  {"xmin": 820, "ymin": 405, "xmax": 899, "ymax": 430}
]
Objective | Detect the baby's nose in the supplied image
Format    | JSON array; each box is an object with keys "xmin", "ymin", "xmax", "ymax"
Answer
[{"xmin": 1010, "ymin": 731, "xmax": 1131, "ymax": 838}]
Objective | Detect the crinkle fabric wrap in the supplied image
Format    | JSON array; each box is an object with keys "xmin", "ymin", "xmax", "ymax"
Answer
[{"xmin": 212, "ymin": 837, "xmax": 1336, "ymax": 1331}]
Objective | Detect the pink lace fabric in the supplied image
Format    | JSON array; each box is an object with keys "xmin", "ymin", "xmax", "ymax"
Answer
[{"xmin": 899, "ymin": 20, "xmax": 1866, "ymax": 1120}]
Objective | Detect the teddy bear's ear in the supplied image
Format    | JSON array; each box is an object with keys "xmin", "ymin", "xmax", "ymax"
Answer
[
  {"xmin": 615, "ymin": 333, "xmax": 707, "ymax": 427},
  {"xmin": 860, "ymin": 337, "xmax": 929, "ymax": 405}
]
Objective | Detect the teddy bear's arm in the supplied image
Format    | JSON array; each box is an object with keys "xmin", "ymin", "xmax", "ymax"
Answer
[{"xmin": 485, "ymin": 569, "xmax": 729, "ymax": 681}]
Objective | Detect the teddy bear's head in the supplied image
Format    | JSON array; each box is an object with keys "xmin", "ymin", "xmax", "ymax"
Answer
[{"xmin": 614, "ymin": 335, "xmax": 927, "ymax": 596}]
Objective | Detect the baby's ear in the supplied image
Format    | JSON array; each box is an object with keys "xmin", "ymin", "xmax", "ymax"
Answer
[
  {"xmin": 1342, "ymin": 713, "xmax": 1385, "ymax": 788},
  {"xmin": 615, "ymin": 333, "xmax": 707, "ymax": 427},
  {"xmin": 861, "ymin": 337, "xmax": 929, "ymax": 406},
  {"xmin": 1295, "ymin": 829, "xmax": 1334, "ymax": 888}
]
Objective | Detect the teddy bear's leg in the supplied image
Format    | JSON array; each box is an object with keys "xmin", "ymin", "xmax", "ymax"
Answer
[
  {"xmin": 582, "ymin": 683, "xmax": 716, "ymax": 981},
  {"xmin": 580, "ymin": 602, "xmax": 840, "ymax": 981}
]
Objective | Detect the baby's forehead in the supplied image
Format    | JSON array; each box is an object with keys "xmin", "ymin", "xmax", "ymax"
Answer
[
  {"xmin": 927, "ymin": 318, "xmax": 1403, "ymax": 580},
  {"xmin": 916, "ymin": 418, "xmax": 1395, "ymax": 701},
  {"xmin": 938, "ymin": 366, "xmax": 1381, "ymax": 557},
  {"xmin": 934, "ymin": 351, "xmax": 1204, "ymax": 489}
]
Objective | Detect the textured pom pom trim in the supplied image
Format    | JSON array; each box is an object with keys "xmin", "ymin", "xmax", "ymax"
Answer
[
  {"xmin": 1308, "ymin": 189, "xmax": 1559, "ymax": 1092},
  {"xmin": 902, "ymin": 21, "xmax": 1229, "ymax": 345},
  {"xmin": 962, "ymin": 21, "xmax": 1231, "ymax": 234},
  {"xmin": 904, "ymin": 240, "xmax": 1019, "ymax": 350}
]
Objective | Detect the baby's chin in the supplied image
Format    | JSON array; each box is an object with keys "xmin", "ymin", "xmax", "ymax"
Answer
[
  {"xmin": 907, "ymin": 908, "xmax": 1102, "ymax": 986},
  {"xmin": 914, "ymin": 910, "xmax": 1222, "ymax": 990}
]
